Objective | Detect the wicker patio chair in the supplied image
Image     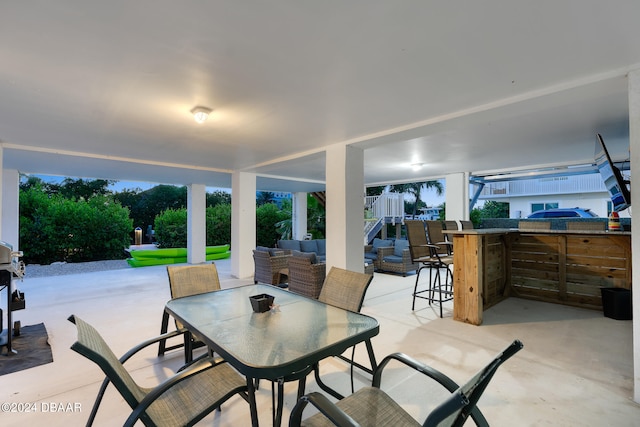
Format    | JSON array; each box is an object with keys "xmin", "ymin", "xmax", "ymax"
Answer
[
  {"xmin": 290, "ymin": 340, "xmax": 524, "ymax": 427},
  {"xmin": 288, "ymin": 254, "xmax": 326, "ymax": 299},
  {"xmin": 364, "ymin": 238, "xmax": 394, "ymax": 271},
  {"xmin": 69, "ymin": 315, "xmax": 249, "ymax": 427},
  {"xmin": 314, "ymin": 267, "xmax": 375, "ymax": 394},
  {"xmin": 377, "ymin": 242, "xmax": 418, "ymax": 276},
  {"xmin": 158, "ymin": 263, "xmax": 221, "ymax": 363},
  {"xmin": 253, "ymin": 248, "xmax": 291, "ymax": 286}
]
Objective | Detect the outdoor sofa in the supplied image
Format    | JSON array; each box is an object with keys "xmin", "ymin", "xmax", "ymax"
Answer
[{"xmin": 276, "ymin": 239, "xmax": 326, "ymax": 263}]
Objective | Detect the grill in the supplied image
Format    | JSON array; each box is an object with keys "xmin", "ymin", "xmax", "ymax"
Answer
[
  {"xmin": 0, "ymin": 240, "xmax": 25, "ymax": 278},
  {"xmin": 1, "ymin": 240, "xmax": 25, "ymax": 355}
]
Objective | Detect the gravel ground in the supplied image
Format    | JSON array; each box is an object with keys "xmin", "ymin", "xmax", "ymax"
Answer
[{"xmin": 24, "ymin": 259, "xmax": 131, "ymax": 278}]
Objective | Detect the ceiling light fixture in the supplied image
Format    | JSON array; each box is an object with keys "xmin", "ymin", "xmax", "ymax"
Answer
[
  {"xmin": 191, "ymin": 106, "xmax": 212, "ymax": 124},
  {"xmin": 411, "ymin": 163, "xmax": 423, "ymax": 171}
]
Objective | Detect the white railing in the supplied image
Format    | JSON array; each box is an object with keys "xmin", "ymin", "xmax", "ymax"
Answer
[
  {"xmin": 365, "ymin": 193, "xmax": 404, "ymax": 219},
  {"xmin": 479, "ymin": 174, "xmax": 607, "ymax": 198},
  {"xmin": 364, "ymin": 217, "xmax": 382, "ymax": 245}
]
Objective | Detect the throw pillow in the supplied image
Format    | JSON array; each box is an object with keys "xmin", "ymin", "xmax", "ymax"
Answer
[
  {"xmin": 393, "ymin": 239, "xmax": 410, "ymax": 257},
  {"xmin": 292, "ymin": 250, "xmax": 317, "ymax": 264},
  {"xmin": 277, "ymin": 240, "xmax": 301, "ymax": 251},
  {"xmin": 300, "ymin": 240, "xmax": 318, "ymax": 253},
  {"xmin": 372, "ymin": 238, "xmax": 393, "ymax": 254}
]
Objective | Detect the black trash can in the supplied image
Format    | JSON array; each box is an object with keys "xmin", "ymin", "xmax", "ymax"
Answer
[{"xmin": 600, "ymin": 287, "xmax": 632, "ymax": 320}]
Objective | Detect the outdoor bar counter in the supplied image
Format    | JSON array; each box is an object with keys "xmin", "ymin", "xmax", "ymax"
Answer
[{"xmin": 445, "ymin": 228, "xmax": 632, "ymax": 325}]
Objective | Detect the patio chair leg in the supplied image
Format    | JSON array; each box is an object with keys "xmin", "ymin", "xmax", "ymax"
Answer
[
  {"xmin": 412, "ymin": 265, "xmax": 426, "ymax": 310},
  {"xmin": 247, "ymin": 377, "xmax": 259, "ymax": 427},
  {"xmin": 157, "ymin": 311, "xmax": 170, "ymax": 356},
  {"xmin": 184, "ymin": 331, "xmax": 193, "ymax": 364}
]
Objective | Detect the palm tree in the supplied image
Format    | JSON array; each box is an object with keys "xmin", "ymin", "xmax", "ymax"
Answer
[{"xmin": 389, "ymin": 181, "xmax": 444, "ymax": 218}]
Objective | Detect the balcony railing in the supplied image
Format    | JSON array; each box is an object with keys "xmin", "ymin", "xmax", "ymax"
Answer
[
  {"xmin": 479, "ymin": 174, "xmax": 607, "ymax": 198},
  {"xmin": 365, "ymin": 193, "xmax": 404, "ymax": 219}
]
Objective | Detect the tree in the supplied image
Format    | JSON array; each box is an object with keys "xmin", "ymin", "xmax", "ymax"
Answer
[
  {"xmin": 390, "ymin": 181, "xmax": 443, "ymax": 217},
  {"xmin": 115, "ymin": 185, "xmax": 187, "ymax": 231},
  {"xmin": 479, "ymin": 201, "xmax": 510, "ymax": 219},
  {"xmin": 256, "ymin": 191, "xmax": 275, "ymax": 206},
  {"xmin": 154, "ymin": 208, "xmax": 188, "ymax": 248},
  {"xmin": 206, "ymin": 204, "xmax": 232, "ymax": 246},
  {"xmin": 57, "ymin": 178, "xmax": 115, "ymax": 200},
  {"xmin": 306, "ymin": 194, "xmax": 325, "ymax": 238},
  {"xmin": 19, "ymin": 188, "xmax": 132, "ymax": 264},
  {"xmin": 366, "ymin": 186, "xmax": 387, "ymax": 196},
  {"xmin": 207, "ymin": 190, "xmax": 231, "ymax": 207},
  {"xmin": 275, "ymin": 199, "xmax": 293, "ymax": 240},
  {"xmin": 256, "ymin": 203, "xmax": 288, "ymax": 247}
]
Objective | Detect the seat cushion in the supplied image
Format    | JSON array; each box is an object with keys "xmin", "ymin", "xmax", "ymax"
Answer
[
  {"xmin": 393, "ymin": 239, "xmax": 410, "ymax": 257},
  {"xmin": 301, "ymin": 387, "xmax": 420, "ymax": 427},
  {"xmin": 382, "ymin": 255, "xmax": 403, "ymax": 264},
  {"xmin": 255, "ymin": 246, "xmax": 271, "ymax": 252},
  {"xmin": 372, "ymin": 238, "xmax": 393, "ymax": 254},
  {"xmin": 364, "ymin": 252, "xmax": 378, "ymax": 261},
  {"xmin": 316, "ymin": 239, "xmax": 326, "ymax": 256},
  {"xmin": 300, "ymin": 240, "xmax": 319, "ymax": 253},
  {"xmin": 278, "ymin": 240, "xmax": 301, "ymax": 251}
]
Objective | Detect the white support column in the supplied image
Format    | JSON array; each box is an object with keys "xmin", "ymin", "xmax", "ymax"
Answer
[
  {"xmin": 0, "ymin": 146, "xmax": 3, "ymax": 241},
  {"xmin": 445, "ymin": 172, "xmax": 470, "ymax": 220},
  {"xmin": 628, "ymin": 68, "xmax": 640, "ymax": 404},
  {"xmin": 292, "ymin": 192, "xmax": 307, "ymax": 240},
  {"xmin": 325, "ymin": 145, "xmax": 364, "ymax": 272},
  {"xmin": 231, "ymin": 171, "xmax": 256, "ymax": 279},
  {"xmin": 1, "ymin": 169, "xmax": 19, "ymax": 249},
  {"xmin": 187, "ymin": 184, "xmax": 207, "ymax": 264}
]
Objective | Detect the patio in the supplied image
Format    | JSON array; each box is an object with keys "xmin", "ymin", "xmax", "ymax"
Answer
[{"xmin": 1, "ymin": 258, "xmax": 638, "ymax": 426}]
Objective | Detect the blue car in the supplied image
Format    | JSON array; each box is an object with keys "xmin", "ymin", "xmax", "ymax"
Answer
[{"xmin": 527, "ymin": 208, "xmax": 598, "ymax": 219}]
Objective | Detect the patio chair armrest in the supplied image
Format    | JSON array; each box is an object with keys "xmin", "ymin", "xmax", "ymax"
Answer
[
  {"xmin": 417, "ymin": 243, "xmax": 440, "ymax": 249},
  {"xmin": 123, "ymin": 357, "xmax": 229, "ymax": 427},
  {"xmin": 373, "ymin": 352, "xmax": 461, "ymax": 392},
  {"xmin": 119, "ymin": 328, "xmax": 188, "ymax": 364},
  {"xmin": 289, "ymin": 392, "xmax": 360, "ymax": 427},
  {"xmin": 68, "ymin": 315, "xmax": 186, "ymax": 365},
  {"xmin": 373, "ymin": 353, "xmax": 489, "ymax": 427},
  {"xmin": 271, "ymin": 254, "xmax": 292, "ymax": 270},
  {"xmin": 377, "ymin": 246, "xmax": 394, "ymax": 257},
  {"xmin": 402, "ymin": 248, "xmax": 414, "ymax": 263}
]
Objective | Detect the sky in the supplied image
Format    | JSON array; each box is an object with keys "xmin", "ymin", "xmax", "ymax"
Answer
[{"xmin": 27, "ymin": 174, "xmax": 446, "ymax": 206}]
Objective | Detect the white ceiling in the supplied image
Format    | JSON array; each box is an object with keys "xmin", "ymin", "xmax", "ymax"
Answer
[{"xmin": 1, "ymin": 2, "xmax": 639, "ymax": 193}]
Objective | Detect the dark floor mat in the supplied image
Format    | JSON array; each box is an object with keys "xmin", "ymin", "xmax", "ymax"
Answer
[{"xmin": 0, "ymin": 323, "xmax": 53, "ymax": 375}]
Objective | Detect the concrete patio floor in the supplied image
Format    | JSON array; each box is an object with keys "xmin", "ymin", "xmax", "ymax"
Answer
[{"xmin": 1, "ymin": 257, "xmax": 638, "ymax": 426}]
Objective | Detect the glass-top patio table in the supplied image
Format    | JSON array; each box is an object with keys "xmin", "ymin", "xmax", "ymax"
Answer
[{"xmin": 165, "ymin": 283, "xmax": 380, "ymax": 427}]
